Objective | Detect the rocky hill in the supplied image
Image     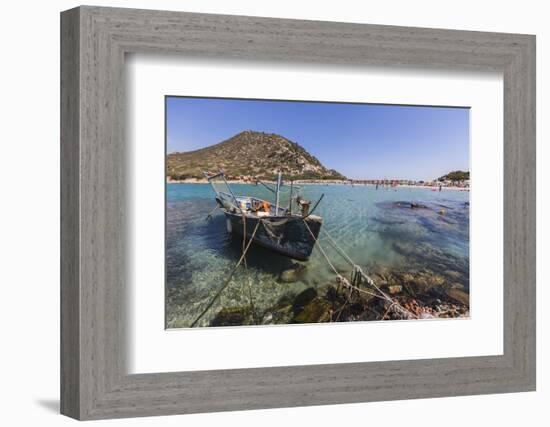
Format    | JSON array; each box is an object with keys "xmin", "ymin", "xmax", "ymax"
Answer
[{"xmin": 167, "ymin": 130, "xmax": 346, "ymax": 181}]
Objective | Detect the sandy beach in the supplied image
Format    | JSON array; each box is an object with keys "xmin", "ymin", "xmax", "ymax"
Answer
[{"xmin": 166, "ymin": 177, "xmax": 469, "ymax": 191}]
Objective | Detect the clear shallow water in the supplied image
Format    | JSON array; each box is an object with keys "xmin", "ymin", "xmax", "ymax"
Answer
[{"xmin": 166, "ymin": 183, "xmax": 470, "ymax": 328}]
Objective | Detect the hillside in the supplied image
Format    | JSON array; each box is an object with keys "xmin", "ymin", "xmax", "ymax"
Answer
[{"xmin": 167, "ymin": 130, "xmax": 346, "ymax": 181}]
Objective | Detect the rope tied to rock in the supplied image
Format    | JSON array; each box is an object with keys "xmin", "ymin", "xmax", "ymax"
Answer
[{"xmin": 302, "ymin": 219, "xmax": 418, "ymax": 320}]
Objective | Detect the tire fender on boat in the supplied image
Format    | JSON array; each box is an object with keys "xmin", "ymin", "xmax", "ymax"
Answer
[{"xmin": 226, "ymin": 218, "xmax": 232, "ymax": 233}]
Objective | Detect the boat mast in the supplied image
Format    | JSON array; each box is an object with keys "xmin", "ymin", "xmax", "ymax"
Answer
[
  {"xmin": 275, "ymin": 171, "xmax": 282, "ymax": 214},
  {"xmin": 289, "ymin": 180, "xmax": 293, "ymax": 215}
]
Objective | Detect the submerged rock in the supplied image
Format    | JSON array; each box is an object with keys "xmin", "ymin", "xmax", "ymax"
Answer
[
  {"xmin": 388, "ymin": 284, "xmax": 403, "ymax": 295},
  {"xmin": 446, "ymin": 288, "xmax": 469, "ymax": 306},
  {"xmin": 263, "ymin": 293, "xmax": 296, "ymax": 324},
  {"xmin": 325, "ymin": 285, "xmax": 342, "ymax": 303},
  {"xmin": 292, "ymin": 287, "xmax": 317, "ymax": 313},
  {"xmin": 262, "ymin": 313, "xmax": 273, "ymax": 324},
  {"xmin": 410, "ymin": 202, "xmax": 428, "ymax": 209},
  {"xmin": 444, "ymin": 270, "xmax": 462, "ymax": 280},
  {"xmin": 263, "ymin": 305, "xmax": 294, "ymax": 324},
  {"xmin": 274, "ymin": 293, "xmax": 295, "ymax": 309},
  {"xmin": 393, "ymin": 201, "xmax": 428, "ymax": 209},
  {"xmin": 401, "ymin": 273, "xmax": 416, "ymax": 283},
  {"xmin": 279, "ymin": 263, "xmax": 306, "ymax": 283},
  {"xmin": 210, "ymin": 307, "xmax": 251, "ymax": 327},
  {"xmin": 293, "ymin": 297, "xmax": 332, "ymax": 323}
]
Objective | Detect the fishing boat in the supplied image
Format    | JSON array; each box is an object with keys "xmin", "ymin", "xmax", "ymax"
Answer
[{"xmin": 204, "ymin": 170, "xmax": 323, "ymax": 261}]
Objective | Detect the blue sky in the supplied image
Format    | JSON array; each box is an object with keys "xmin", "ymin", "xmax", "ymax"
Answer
[{"xmin": 166, "ymin": 96, "xmax": 469, "ymax": 181}]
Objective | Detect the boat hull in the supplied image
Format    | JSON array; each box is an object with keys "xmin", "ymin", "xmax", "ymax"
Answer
[{"xmin": 224, "ymin": 212, "xmax": 322, "ymax": 261}]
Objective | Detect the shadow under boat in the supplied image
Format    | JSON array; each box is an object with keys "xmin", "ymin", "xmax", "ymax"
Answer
[{"xmin": 225, "ymin": 232, "xmax": 299, "ymax": 272}]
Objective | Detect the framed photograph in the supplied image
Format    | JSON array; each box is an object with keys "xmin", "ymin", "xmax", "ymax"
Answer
[
  {"xmin": 61, "ymin": 6, "xmax": 536, "ymax": 420},
  {"xmin": 164, "ymin": 97, "xmax": 472, "ymax": 329}
]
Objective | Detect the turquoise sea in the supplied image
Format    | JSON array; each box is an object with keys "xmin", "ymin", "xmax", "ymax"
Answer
[{"xmin": 166, "ymin": 183, "xmax": 470, "ymax": 328}]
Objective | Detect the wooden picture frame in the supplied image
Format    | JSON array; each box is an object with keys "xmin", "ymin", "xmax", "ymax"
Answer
[{"xmin": 60, "ymin": 5, "xmax": 536, "ymax": 420}]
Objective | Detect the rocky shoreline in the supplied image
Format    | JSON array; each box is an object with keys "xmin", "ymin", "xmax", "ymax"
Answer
[{"xmin": 209, "ymin": 263, "xmax": 469, "ymax": 327}]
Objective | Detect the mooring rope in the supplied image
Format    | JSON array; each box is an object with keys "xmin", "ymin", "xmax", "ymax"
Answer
[
  {"xmin": 242, "ymin": 212, "xmax": 248, "ymax": 268},
  {"xmin": 322, "ymin": 227, "xmax": 356, "ymax": 266},
  {"xmin": 302, "ymin": 221, "xmax": 382, "ymax": 301},
  {"xmin": 382, "ymin": 301, "xmax": 399, "ymax": 320},
  {"xmin": 241, "ymin": 213, "xmax": 257, "ymax": 321},
  {"xmin": 302, "ymin": 220, "xmax": 340, "ymax": 276},
  {"xmin": 342, "ymin": 268, "xmax": 417, "ymax": 319},
  {"xmin": 302, "ymin": 219, "xmax": 418, "ymax": 320},
  {"xmin": 190, "ymin": 219, "xmax": 262, "ymax": 328},
  {"xmin": 205, "ymin": 205, "xmax": 219, "ymax": 221},
  {"xmin": 322, "ymin": 227, "xmax": 409, "ymax": 304},
  {"xmin": 336, "ymin": 274, "xmax": 387, "ymax": 302}
]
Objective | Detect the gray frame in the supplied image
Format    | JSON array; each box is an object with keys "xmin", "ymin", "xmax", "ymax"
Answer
[{"xmin": 61, "ymin": 5, "xmax": 536, "ymax": 420}]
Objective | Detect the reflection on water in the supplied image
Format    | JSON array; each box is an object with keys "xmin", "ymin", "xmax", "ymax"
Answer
[{"xmin": 166, "ymin": 183, "xmax": 470, "ymax": 328}]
